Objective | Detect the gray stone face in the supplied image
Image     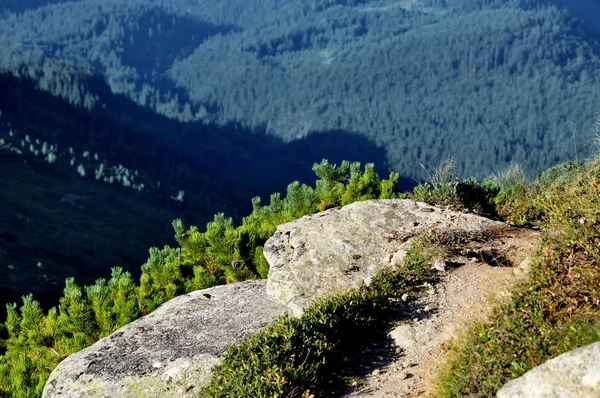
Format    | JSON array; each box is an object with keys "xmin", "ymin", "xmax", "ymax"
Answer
[
  {"xmin": 497, "ymin": 342, "xmax": 600, "ymax": 398},
  {"xmin": 42, "ymin": 280, "xmax": 286, "ymax": 398},
  {"xmin": 264, "ymin": 199, "xmax": 502, "ymax": 316}
]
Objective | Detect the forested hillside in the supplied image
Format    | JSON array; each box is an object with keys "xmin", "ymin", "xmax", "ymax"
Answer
[
  {"xmin": 1, "ymin": 0, "xmax": 600, "ymax": 179},
  {"xmin": 2, "ymin": 0, "xmax": 600, "ymax": 343}
]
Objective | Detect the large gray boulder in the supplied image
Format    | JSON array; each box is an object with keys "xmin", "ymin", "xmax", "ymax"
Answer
[
  {"xmin": 264, "ymin": 199, "xmax": 502, "ymax": 316},
  {"xmin": 497, "ymin": 342, "xmax": 600, "ymax": 397},
  {"xmin": 42, "ymin": 280, "xmax": 286, "ymax": 398}
]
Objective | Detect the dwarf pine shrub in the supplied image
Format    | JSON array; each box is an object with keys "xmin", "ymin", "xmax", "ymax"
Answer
[{"xmin": 0, "ymin": 160, "xmax": 405, "ymax": 397}]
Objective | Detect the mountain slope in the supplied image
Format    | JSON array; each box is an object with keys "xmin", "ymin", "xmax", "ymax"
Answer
[{"xmin": 1, "ymin": 0, "xmax": 599, "ymax": 179}]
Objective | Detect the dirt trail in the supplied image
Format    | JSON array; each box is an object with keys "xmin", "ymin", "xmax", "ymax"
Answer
[{"xmin": 343, "ymin": 225, "xmax": 540, "ymax": 398}]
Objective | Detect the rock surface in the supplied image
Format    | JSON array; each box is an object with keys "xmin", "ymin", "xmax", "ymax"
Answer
[
  {"xmin": 497, "ymin": 342, "xmax": 600, "ymax": 398},
  {"xmin": 264, "ymin": 199, "xmax": 503, "ymax": 316},
  {"xmin": 42, "ymin": 280, "xmax": 286, "ymax": 398}
]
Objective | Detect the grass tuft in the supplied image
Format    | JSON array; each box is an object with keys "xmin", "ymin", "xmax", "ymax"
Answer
[{"xmin": 413, "ymin": 160, "xmax": 499, "ymax": 216}]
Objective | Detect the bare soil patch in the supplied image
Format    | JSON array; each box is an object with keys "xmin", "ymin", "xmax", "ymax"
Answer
[{"xmin": 342, "ymin": 225, "xmax": 540, "ymax": 397}]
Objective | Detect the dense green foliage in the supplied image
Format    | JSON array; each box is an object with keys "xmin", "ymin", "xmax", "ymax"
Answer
[
  {"xmin": 200, "ymin": 232, "xmax": 437, "ymax": 397},
  {"xmin": 2, "ymin": 1, "xmax": 600, "ymax": 395},
  {"xmin": 0, "ymin": 0, "xmax": 599, "ymax": 179},
  {"xmin": 412, "ymin": 159, "xmax": 499, "ymax": 215},
  {"xmin": 435, "ymin": 154, "xmax": 600, "ymax": 396},
  {"xmin": 0, "ymin": 160, "xmax": 403, "ymax": 397}
]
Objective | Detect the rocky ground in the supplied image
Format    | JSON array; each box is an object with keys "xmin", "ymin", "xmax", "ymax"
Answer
[{"xmin": 343, "ymin": 225, "xmax": 541, "ymax": 398}]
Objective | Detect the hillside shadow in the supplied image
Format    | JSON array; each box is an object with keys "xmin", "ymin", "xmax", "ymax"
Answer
[
  {"xmin": 545, "ymin": 0, "xmax": 600, "ymax": 34},
  {"xmin": 0, "ymin": 70, "xmax": 406, "ymax": 210},
  {"xmin": 0, "ymin": 70, "xmax": 406, "ymax": 326},
  {"xmin": 119, "ymin": 9, "xmax": 238, "ymax": 75},
  {"xmin": 176, "ymin": 123, "xmax": 412, "ymax": 212}
]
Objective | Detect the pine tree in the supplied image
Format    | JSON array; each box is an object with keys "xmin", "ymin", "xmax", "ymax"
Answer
[
  {"xmin": 283, "ymin": 181, "xmax": 317, "ymax": 219},
  {"xmin": 138, "ymin": 247, "xmax": 182, "ymax": 314},
  {"xmin": 107, "ymin": 268, "xmax": 139, "ymax": 328},
  {"xmin": 86, "ymin": 279, "xmax": 115, "ymax": 337},
  {"xmin": 312, "ymin": 159, "xmax": 349, "ymax": 211},
  {"xmin": 57, "ymin": 279, "xmax": 96, "ymax": 352},
  {"xmin": 379, "ymin": 172, "xmax": 401, "ymax": 199}
]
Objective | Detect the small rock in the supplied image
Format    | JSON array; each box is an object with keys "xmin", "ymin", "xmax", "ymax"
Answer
[
  {"xmin": 372, "ymin": 369, "xmax": 381, "ymax": 376},
  {"xmin": 390, "ymin": 324, "xmax": 418, "ymax": 350},
  {"xmin": 432, "ymin": 259, "xmax": 446, "ymax": 272},
  {"xmin": 401, "ymin": 293, "xmax": 409, "ymax": 302},
  {"xmin": 518, "ymin": 257, "xmax": 533, "ymax": 273}
]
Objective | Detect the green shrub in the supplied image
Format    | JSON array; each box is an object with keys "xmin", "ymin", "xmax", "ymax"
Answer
[
  {"xmin": 313, "ymin": 159, "xmax": 350, "ymax": 211},
  {"xmin": 533, "ymin": 160, "xmax": 585, "ymax": 189},
  {"xmin": 489, "ymin": 164, "xmax": 540, "ymax": 226},
  {"xmin": 455, "ymin": 177, "xmax": 499, "ymax": 216},
  {"xmin": 0, "ymin": 323, "xmax": 5, "ymax": 353}
]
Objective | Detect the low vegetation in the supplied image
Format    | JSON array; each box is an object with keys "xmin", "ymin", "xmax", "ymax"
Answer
[
  {"xmin": 202, "ymin": 153, "xmax": 600, "ymax": 398},
  {"xmin": 412, "ymin": 159, "xmax": 499, "ymax": 216},
  {"xmin": 200, "ymin": 232, "xmax": 439, "ymax": 397},
  {"xmin": 3, "ymin": 150, "xmax": 600, "ymax": 397},
  {"xmin": 434, "ymin": 156, "xmax": 600, "ymax": 396}
]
